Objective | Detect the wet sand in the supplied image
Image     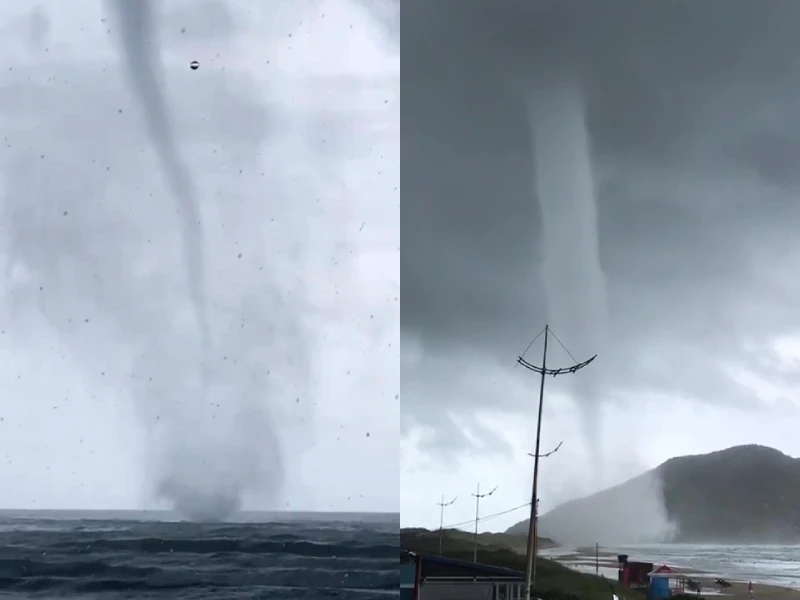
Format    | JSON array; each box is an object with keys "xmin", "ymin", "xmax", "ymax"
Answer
[
  {"xmin": 544, "ymin": 549, "xmax": 800, "ymax": 600},
  {"xmin": 715, "ymin": 581, "xmax": 800, "ymax": 600}
]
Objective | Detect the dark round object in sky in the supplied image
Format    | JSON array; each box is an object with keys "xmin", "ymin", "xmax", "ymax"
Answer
[{"xmin": 190, "ymin": 61, "xmax": 199, "ymax": 70}]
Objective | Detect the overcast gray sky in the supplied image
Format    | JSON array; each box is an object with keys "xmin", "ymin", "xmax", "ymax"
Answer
[
  {"xmin": 0, "ymin": 0, "xmax": 398, "ymax": 514},
  {"xmin": 401, "ymin": 0, "xmax": 800, "ymax": 531}
]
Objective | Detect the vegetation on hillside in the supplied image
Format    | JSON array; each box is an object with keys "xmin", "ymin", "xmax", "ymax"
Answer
[
  {"xmin": 401, "ymin": 528, "xmax": 636, "ymax": 600},
  {"xmin": 401, "ymin": 526, "xmax": 557, "ymax": 554}
]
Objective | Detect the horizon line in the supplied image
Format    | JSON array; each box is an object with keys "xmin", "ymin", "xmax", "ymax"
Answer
[{"xmin": 0, "ymin": 507, "xmax": 400, "ymax": 515}]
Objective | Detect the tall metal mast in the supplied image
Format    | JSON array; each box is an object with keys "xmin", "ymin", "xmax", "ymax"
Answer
[{"xmin": 518, "ymin": 324, "xmax": 596, "ymax": 600}]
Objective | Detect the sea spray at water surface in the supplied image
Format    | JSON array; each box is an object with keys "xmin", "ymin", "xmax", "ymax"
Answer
[{"xmin": 527, "ymin": 69, "xmax": 609, "ymax": 472}]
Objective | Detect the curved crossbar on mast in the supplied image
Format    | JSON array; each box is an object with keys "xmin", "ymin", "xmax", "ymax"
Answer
[
  {"xmin": 517, "ymin": 354, "xmax": 597, "ymax": 375},
  {"xmin": 517, "ymin": 324, "xmax": 597, "ymax": 600}
]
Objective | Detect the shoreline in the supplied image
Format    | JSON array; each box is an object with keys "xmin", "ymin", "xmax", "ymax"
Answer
[{"xmin": 541, "ymin": 548, "xmax": 800, "ymax": 599}]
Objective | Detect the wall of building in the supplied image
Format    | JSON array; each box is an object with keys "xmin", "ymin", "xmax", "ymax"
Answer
[{"xmin": 419, "ymin": 582, "xmax": 494, "ymax": 600}]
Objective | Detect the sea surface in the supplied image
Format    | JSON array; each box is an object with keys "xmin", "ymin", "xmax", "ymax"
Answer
[
  {"xmin": 543, "ymin": 544, "xmax": 800, "ymax": 590},
  {"xmin": 0, "ymin": 510, "xmax": 399, "ymax": 599}
]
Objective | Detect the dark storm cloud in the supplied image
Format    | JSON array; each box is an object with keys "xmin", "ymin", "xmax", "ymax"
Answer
[{"xmin": 401, "ymin": 0, "xmax": 800, "ymax": 444}]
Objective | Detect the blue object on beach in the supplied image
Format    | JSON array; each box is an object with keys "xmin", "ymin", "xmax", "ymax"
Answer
[{"xmin": 650, "ymin": 576, "xmax": 671, "ymax": 599}]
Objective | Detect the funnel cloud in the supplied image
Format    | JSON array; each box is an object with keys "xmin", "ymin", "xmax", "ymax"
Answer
[
  {"xmin": 111, "ymin": 0, "xmax": 211, "ymax": 355},
  {"xmin": 109, "ymin": 0, "xmax": 254, "ymax": 520},
  {"xmin": 527, "ymin": 69, "xmax": 608, "ymax": 470}
]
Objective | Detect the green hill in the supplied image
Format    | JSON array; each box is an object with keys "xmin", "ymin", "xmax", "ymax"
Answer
[
  {"xmin": 507, "ymin": 444, "xmax": 800, "ymax": 544},
  {"xmin": 401, "ymin": 528, "xmax": 631, "ymax": 600},
  {"xmin": 401, "ymin": 526, "xmax": 556, "ymax": 555}
]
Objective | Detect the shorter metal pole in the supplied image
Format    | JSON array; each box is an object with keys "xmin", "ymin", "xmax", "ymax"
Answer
[
  {"xmin": 436, "ymin": 495, "xmax": 457, "ymax": 556},
  {"xmin": 471, "ymin": 483, "xmax": 498, "ymax": 563}
]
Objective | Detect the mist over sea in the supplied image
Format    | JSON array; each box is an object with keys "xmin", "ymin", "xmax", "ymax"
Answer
[{"xmin": 0, "ymin": 510, "xmax": 399, "ymax": 599}]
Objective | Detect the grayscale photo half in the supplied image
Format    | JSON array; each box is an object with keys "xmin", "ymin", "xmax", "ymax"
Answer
[
  {"xmin": 401, "ymin": 2, "xmax": 800, "ymax": 600},
  {"xmin": 0, "ymin": 0, "xmax": 398, "ymax": 598}
]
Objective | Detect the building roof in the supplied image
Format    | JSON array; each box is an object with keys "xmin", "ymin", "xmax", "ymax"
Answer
[
  {"xmin": 649, "ymin": 565, "xmax": 684, "ymax": 577},
  {"xmin": 409, "ymin": 552, "xmax": 525, "ymax": 580},
  {"xmin": 654, "ymin": 565, "xmax": 675, "ymax": 573}
]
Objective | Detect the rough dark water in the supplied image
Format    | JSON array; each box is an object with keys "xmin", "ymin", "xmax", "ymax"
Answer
[{"xmin": 0, "ymin": 511, "xmax": 399, "ymax": 599}]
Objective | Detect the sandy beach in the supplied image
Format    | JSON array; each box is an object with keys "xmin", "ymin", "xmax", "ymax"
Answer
[
  {"xmin": 543, "ymin": 548, "xmax": 800, "ymax": 600},
  {"xmin": 718, "ymin": 582, "xmax": 800, "ymax": 600}
]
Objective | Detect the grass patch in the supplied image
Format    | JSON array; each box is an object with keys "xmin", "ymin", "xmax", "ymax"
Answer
[{"xmin": 401, "ymin": 528, "xmax": 642, "ymax": 600}]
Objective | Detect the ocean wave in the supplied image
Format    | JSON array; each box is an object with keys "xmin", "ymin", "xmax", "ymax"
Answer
[
  {"xmin": 608, "ymin": 544, "xmax": 800, "ymax": 589},
  {"xmin": 43, "ymin": 535, "xmax": 399, "ymax": 559},
  {"xmin": 0, "ymin": 517, "xmax": 399, "ymax": 599}
]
